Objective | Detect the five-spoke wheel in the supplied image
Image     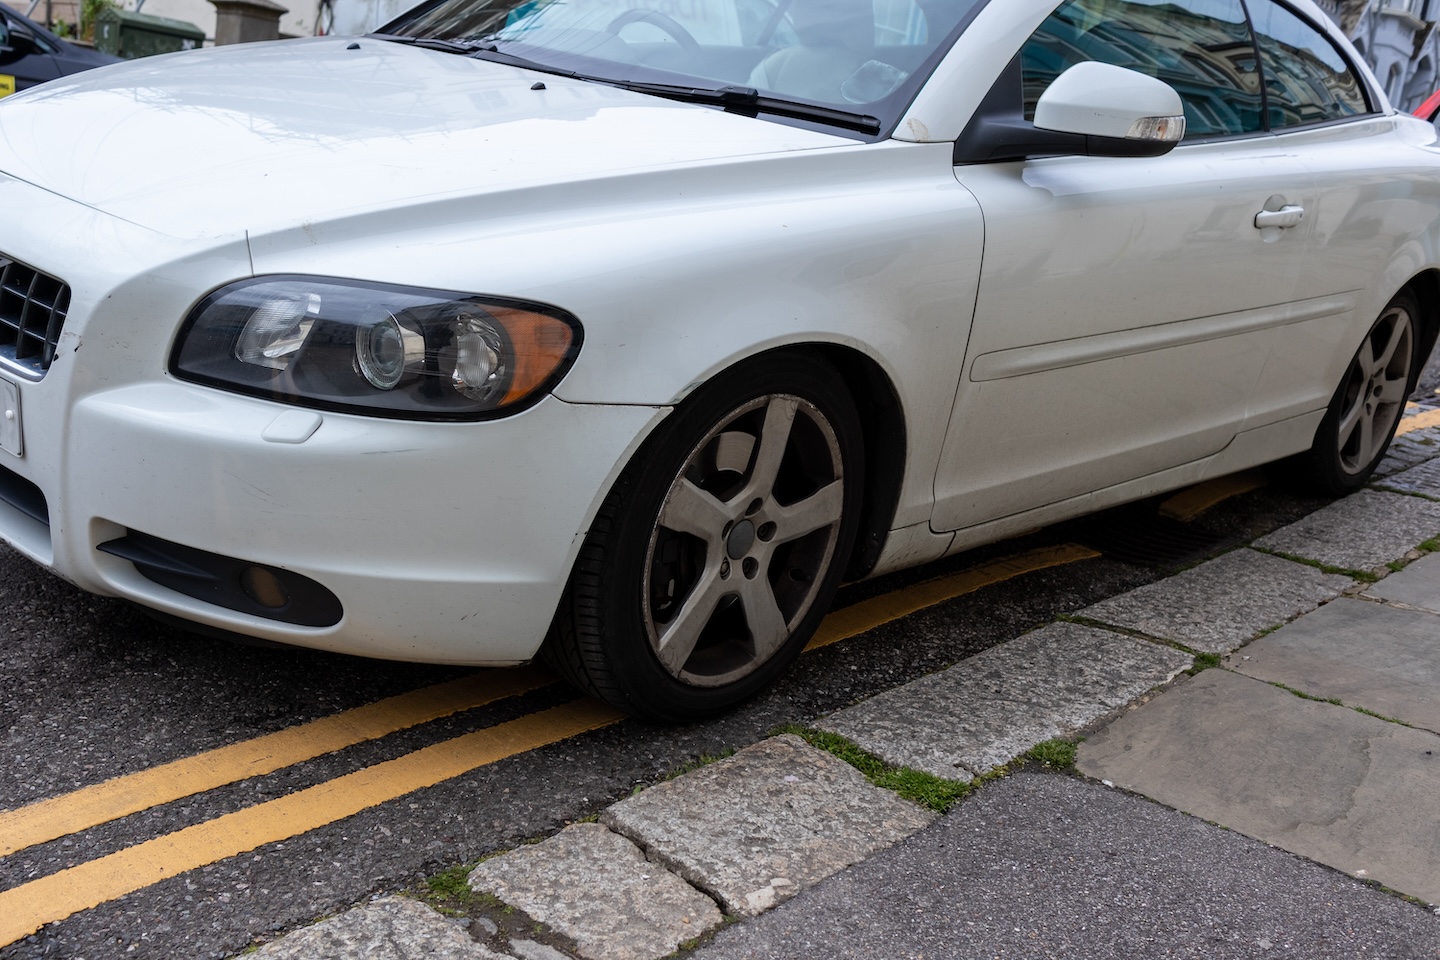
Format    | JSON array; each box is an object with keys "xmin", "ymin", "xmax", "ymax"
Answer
[
  {"xmin": 645, "ymin": 393, "xmax": 845, "ymax": 687},
  {"xmin": 545, "ymin": 353, "xmax": 863, "ymax": 721},
  {"xmin": 1303, "ymin": 291, "xmax": 1420, "ymax": 494}
]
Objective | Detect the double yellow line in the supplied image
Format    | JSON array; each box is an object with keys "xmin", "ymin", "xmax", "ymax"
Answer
[
  {"xmin": 1398, "ymin": 404, "xmax": 1440, "ymax": 437},
  {"xmin": 0, "ymin": 541, "xmax": 1117, "ymax": 945},
  {"xmin": 2, "ymin": 393, "xmax": 1427, "ymax": 944}
]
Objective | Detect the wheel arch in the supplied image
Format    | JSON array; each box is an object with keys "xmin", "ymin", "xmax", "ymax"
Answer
[
  {"xmin": 717, "ymin": 343, "xmax": 908, "ymax": 581},
  {"xmin": 1403, "ymin": 268, "xmax": 1440, "ymax": 386},
  {"xmin": 806, "ymin": 344, "xmax": 906, "ymax": 579}
]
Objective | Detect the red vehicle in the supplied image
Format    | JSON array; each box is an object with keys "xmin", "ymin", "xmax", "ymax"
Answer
[{"xmin": 1415, "ymin": 87, "xmax": 1440, "ymax": 122}]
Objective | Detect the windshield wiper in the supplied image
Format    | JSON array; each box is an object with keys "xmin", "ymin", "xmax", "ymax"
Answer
[
  {"xmin": 593, "ymin": 81, "xmax": 881, "ymax": 135},
  {"xmin": 372, "ymin": 33, "xmax": 494, "ymax": 54},
  {"xmin": 369, "ymin": 36, "xmax": 880, "ymax": 135},
  {"xmin": 373, "ymin": 33, "xmax": 579, "ymax": 77}
]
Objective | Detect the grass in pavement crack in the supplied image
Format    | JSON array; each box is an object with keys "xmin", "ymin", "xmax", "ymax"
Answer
[
  {"xmin": 415, "ymin": 861, "xmax": 494, "ymax": 916},
  {"xmin": 773, "ymin": 725, "xmax": 973, "ymax": 813},
  {"xmin": 1265, "ymin": 684, "xmax": 1416, "ymax": 728},
  {"xmin": 1352, "ymin": 705, "xmax": 1417, "ymax": 728},
  {"xmin": 1185, "ymin": 652, "xmax": 1222, "ymax": 676},
  {"xmin": 1271, "ymin": 681, "xmax": 1343, "ymax": 705},
  {"xmin": 667, "ymin": 749, "xmax": 736, "ymax": 780},
  {"xmin": 1059, "ymin": 613, "xmax": 1211, "ymax": 665},
  {"xmin": 1371, "ymin": 484, "xmax": 1440, "ymax": 504},
  {"xmin": 1023, "ymin": 739, "xmax": 1078, "ymax": 770},
  {"xmin": 1250, "ymin": 547, "xmax": 1378, "ymax": 582}
]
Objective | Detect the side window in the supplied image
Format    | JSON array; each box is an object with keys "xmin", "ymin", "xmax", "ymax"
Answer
[
  {"xmin": 1247, "ymin": 0, "xmax": 1368, "ymax": 128},
  {"xmin": 1020, "ymin": 0, "xmax": 1264, "ymax": 140}
]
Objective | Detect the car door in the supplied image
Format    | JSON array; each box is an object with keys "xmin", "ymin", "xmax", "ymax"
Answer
[
  {"xmin": 931, "ymin": 0, "xmax": 1318, "ymax": 533},
  {"xmin": 0, "ymin": 11, "xmax": 61, "ymax": 97},
  {"xmin": 1239, "ymin": 0, "xmax": 1418, "ymax": 424}
]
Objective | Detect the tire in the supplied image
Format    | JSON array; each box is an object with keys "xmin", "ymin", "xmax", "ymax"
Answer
[
  {"xmin": 544, "ymin": 353, "xmax": 865, "ymax": 722},
  {"xmin": 1300, "ymin": 290, "xmax": 1420, "ymax": 496}
]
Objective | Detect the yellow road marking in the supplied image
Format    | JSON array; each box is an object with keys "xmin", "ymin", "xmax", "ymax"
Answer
[
  {"xmin": 0, "ymin": 667, "xmax": 553, "ymax": 858},
  {"xmin": 1158, "ymin": 470, "xmax": 1268, "ymax": 523},
  {"xmin": 0, "ymin": 540, "xmax": 1104, "ymax": 941},
  {"xmin": 0, "ymin": 698, "xmax": 623, "ymax": 948},
  {"xmin": 1397, "ymin": 407, "xmax": 1440, "ymax": 437},
  {"xmin": 806, "ymin": 543, "xmax": 1099, "ymax": 651}
]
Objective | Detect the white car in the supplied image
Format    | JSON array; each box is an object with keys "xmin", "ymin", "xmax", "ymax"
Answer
[{"xmin": 0, "ymin": 0, "xmax": 1434, "ymax": 719}]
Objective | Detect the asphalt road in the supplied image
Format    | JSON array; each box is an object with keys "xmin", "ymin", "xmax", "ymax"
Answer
[{"xmin": 0, "ymin": 449, "xmax": 1370, "ymax": 958}]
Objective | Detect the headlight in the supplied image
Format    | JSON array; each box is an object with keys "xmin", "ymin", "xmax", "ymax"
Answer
[{"xmin": 171, "ymin": 277, "xmax": 582, "ymax": 420}]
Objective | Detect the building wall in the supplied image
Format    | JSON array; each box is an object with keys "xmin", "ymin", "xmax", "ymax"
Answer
[
  {"xmin": 4, "ymin": 0, "xmax": 318, "ymax": 42},
  {"xmin": 123, "ymin": 0, "xmax": 319, "ymax": 43},
  {"xmin": 1318, "ymin": 0, "xmax": 1440, "ymax": 112},
  {"xmin": 4, "ymin": 0, "xmax": 80, "ymax": 32}
]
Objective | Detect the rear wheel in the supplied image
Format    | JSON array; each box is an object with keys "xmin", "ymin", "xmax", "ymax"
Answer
[
  {"xmin": 1301, "ymin": 291, "xmax": 1419, "ymax": 495},
  {"xmin": 545, "ymin": 353, "xmax": 864, "ymax": 721}
]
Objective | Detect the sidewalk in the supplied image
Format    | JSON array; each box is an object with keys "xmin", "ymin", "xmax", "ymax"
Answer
[
  {"xmin": 242, "ymin": 432, "xmax": 1440, "ymax": 960},
  {"xmin": 692, "ymin": 515, "xmax": 1440, "ymax": 959}
]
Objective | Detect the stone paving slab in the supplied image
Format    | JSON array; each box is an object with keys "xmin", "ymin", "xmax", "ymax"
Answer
[
  {"xmin": 1366, "ymin": 551, "xmax": 1440, "ymax": 613},
  {"xmin": 508, "ymin": 942, "xmax": 570, "ymax": 960},
  {"xmin": 1227, "ymin": 597, "xmax": 1440, "ymax": 734},
  {"xmin": 1079, "ymin": 548, "xmax": 1349, "ymax": 653},
  {"xmin": 818, "ymin": 622, "xmax": 1192, "ymax": 780},
  {"xmin": 1079, "ymin": 668, "xmax": 1440, "ymax": 905},
  {"xmin": 1254, "ymin": 489, "xmax": 1440, "ymax": 572},
  {"xmin": 600, "ymin": 735, "xmax": 934, "ymax": 918},
  {"xmin": 251, "ymin": 897, "xmax": 508, "ymax": 960},
  {"xmin": 467, "ymin": 822, "xmax": 722, "ymax": 960},
  {"xmin": 1374, "ymin": 427, "xmax": 1440, "ymax": 478},
  {"xmin": 687, "ymin": 774, "xmax": 1440, "ymax": 960},
  {"xmin": 1376, "ymin": 457, "xmax": 1440, "ymax": 499}
]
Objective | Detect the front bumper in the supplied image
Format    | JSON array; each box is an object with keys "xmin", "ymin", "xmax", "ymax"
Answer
[
  {"xmin": 0, "ymin": 173, "xmax": 665, "ymax": 664},
  {"xmin": 21, "ymin": 387, "xmax": 660, "ymax": 663}
]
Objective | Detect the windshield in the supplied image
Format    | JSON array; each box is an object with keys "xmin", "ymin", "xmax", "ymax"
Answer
[{"xmin": 378, "ymin": 0, "xmax": 986, "ymax": 135}]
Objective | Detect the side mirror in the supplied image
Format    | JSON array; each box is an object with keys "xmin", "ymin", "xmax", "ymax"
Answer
[
  {"xmin": 1034, "ymin": 61, "xmax": 1185, "ymax": 145},
  {"xmin": 1, "ymin": 16, "xmax": 38, "ymax": 54},
  {"xmin": 954, "ymin": 57, "xmax": 1187, "ymax": 165}
]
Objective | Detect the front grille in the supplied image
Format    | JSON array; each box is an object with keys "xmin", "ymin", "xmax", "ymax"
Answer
[{"xmin": 0, "ymin": 253, "xmax": 70, "ymax": 378}]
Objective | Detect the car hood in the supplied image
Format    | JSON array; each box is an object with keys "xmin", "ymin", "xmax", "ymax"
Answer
[{"xmin": 0, "ymin": 37, "xmax": 849, "ymax": 240}]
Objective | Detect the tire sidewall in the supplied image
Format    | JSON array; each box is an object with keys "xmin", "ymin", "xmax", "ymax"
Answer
[
  {"xmin": 592, "ymin": 352, "xmax": 865, "ymax": 721},
  {"xmin": 1308, "ymin": 291, "xmax": 1420, "ymax": 495}
]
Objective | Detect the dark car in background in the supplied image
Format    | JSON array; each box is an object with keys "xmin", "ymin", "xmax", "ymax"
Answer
[{"xmin": 0, "ymin": 5, "xmax": 118, "ymax": 96}]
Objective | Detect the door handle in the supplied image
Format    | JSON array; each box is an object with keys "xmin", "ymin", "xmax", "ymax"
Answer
[{"xmin": 1254, "ymin": 205, "xmax": 1305, "ymax": 229}]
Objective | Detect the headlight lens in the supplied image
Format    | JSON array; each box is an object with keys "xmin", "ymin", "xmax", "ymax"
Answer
[{"xmin": 172, "ymin": 277, "xmax": 582, "ymax": 420}]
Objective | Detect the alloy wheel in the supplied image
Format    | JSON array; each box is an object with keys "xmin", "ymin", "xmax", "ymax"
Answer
[
  {"xmin": 642, "ymin": 394, "xmax": 844, "ymax": 687},
  {"xmin": 1335, "ymin": 304, "xmax": 1414, "ymax": 476}
]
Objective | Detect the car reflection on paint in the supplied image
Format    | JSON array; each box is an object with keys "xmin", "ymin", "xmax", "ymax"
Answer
[{"xmin": 0, "ymin": 6, "xmax": 118, "ymax": 97}]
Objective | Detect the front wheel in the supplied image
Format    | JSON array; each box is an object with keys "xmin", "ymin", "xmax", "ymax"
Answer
[
  {"xmin": 545, "ymin": 354, "xmax": 864, "ymax": 722},
  {"xmin": 1300, "ymin": 291, "xmax": 1419, "ymax": 495}
]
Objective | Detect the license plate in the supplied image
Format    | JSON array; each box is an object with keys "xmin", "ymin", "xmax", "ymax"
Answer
[
  {"xmin": 0, "ymin": 378, "xmax": 23, "ymax": 457},
  {"xmin": 0, "ymin": 75, "xmax": 13, "ymax": 98}
]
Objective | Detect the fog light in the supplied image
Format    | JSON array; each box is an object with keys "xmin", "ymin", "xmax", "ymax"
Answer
[{"xmin": 240, "ymin": 566, "xmax": 289, "ymax": 609}]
